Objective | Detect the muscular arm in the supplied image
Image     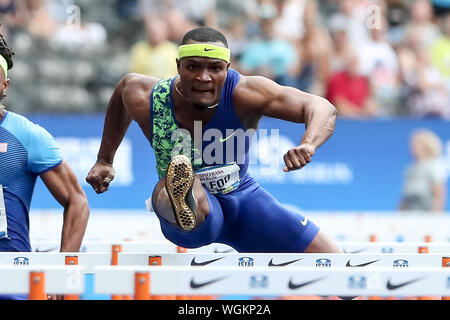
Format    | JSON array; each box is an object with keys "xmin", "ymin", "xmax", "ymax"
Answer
[
  {"xmin": 40, "ymin": 161, "xmax": 89, "ymax": 252},
  {"xmin": 235, "ymin": 76, "xmax": 337, "ymax": 171},
  {"xmin": 87, "ymin": 73, "xmax": 157, "ymax": 193},
  {"xmin": 97, "ymin": 73, "xmax": 156, "ymax": 164}
]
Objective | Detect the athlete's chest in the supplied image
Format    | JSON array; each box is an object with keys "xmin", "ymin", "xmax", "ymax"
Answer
[
  {"xmin": 0, "ymin": 132, "xmax": 30, "ymax": 183},
  {"xmin": 172, "ymin": 106, "xmax": 218, "ymax": 137}
]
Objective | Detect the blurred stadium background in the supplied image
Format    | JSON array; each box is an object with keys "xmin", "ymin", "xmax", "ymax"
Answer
[{"xmin": 1, "ymin": 0, "xmax": 449, "ymax": 244}]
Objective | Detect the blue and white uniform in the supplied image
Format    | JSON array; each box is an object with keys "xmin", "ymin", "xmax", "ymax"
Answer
[{"xmin": 0, "ymin": 111, "xmax": 62, "ymax": 252}]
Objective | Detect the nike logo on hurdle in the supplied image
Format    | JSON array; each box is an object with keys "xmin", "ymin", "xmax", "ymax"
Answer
[
  {"xmin": 35, "ymin": 247, "xmax": 59, "ymax": 252},
  {"xmin": 268, "ymin": 258, "xmax": 302, "ymax": 267},
  {"xmin": 191, "ymin": 256, "xmax": 225, "ymax": 266},
  {"xmin": 386, "ymin": 277, "xmax": 423, "ymax": 290},
  {"xmin": 346, "ymin": 259, "xmax": 380, "ymax": 267},
  {"xmin": 343, "ymin": 248, "xmax": 368, "ymax": 254},
  {"xmin": 190, "ymin": 276, "xmax": 228, "ymax": 289},
  {"xmin": 288, "ymin": 277, "xmax": 327, "ymax": 290},
  {"xmin": 214, "ymin": 249, "xmax": 234, "ymax": 253}
]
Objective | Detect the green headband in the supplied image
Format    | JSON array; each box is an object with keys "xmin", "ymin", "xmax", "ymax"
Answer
[
  {"xmin": 0, "ymin": 55, "xmax": 7, "ymax": 78},
  {"xmin": 179, "ymin": 44, "xmax": 231, "ymax": 63}
]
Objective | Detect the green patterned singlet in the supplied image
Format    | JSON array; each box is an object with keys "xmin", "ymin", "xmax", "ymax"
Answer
[{"xmin": 151, "ymin": 78, "xmax": 202, "ymax": 179}]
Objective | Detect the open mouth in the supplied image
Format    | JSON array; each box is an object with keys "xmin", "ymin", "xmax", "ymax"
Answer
[{"xmin": 192, "ymin": 88, "xmax": 214, "ymax": 95}]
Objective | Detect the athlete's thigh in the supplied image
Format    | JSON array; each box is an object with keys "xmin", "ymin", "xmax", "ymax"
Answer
[{"xmin": 221, "ymin": 184, "xmax": 320, "ymax": 252}]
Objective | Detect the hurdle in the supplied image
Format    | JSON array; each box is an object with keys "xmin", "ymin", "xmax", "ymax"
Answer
[
  {"xmin": 0, "ymin": 265, "xmax": 84, "ymax": 299},
  {"xmin": 117, "ymin": 252, "xmax": 446, "ymax": 268},
  {"xmin": 31, "ymin": 239, "xmax": 450, "ymax": 254},
  {"xmin": 0, "ymin": 252, "xmax": 110, "ymax": 273},
  {"xmin": 31, "ymin": 240, "xmax": 235, "ymax": 254},
  {"xmin": 338, "ymin": 242, "xmax": 450, "ymax": 254},
  {"xmin": 94, "ymin": 266, "xmax": 450, "ymax": 297}
]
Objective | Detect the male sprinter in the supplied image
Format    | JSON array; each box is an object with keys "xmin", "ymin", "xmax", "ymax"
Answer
[
  {"xmin": 0, "ymin": 35, "xmax": 90, "ymax": 299},
  {"xmin": 87, "ymin": 27, "xmax": 342, "ymax": 254}
]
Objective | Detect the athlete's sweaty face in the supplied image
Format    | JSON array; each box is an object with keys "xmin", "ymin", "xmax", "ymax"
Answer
[{"xmin": 177, "ymin": 41, "xmax": 229, "ymax": 110}]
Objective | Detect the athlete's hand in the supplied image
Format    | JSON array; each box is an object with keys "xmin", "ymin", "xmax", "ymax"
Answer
[
  {"xmin": 283, "ymin": 143, "xmax": 315, "ymax": 172},
  {"xmin": 85, "ymin": 160, "xmax": 115, "ymax": 194}
]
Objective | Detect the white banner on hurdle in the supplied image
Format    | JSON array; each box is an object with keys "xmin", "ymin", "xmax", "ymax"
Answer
[
  {"xmin": 0, "ymin": 266, "xmax": 84, "ymax": 294},
  {"xmin": 31, "ymin": 240, "xmax": 235, "ymax": 253},
  {"xmin": 118, "ymin": 253, "xmax": 447, "ymax": 268},
  {"xmin": 94, "ymin": 266, "xmax": 450, "ymax": 296},
  {"xmin": 31, "ymin": 239, "xmax": 450, "ymax": 254},
  {"xmin": 338, "ymin": 242, "xmax": 450, "ymax": 254},
  {"xmin": 0, "ymin": 253, "xmax": 111, "ymax": 274}
]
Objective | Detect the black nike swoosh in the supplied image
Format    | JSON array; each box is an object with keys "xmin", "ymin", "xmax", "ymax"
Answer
[
  {"xmin": 190, "ymin": 276, "xmax": 228, "ymax": 289},
  {"xmin": 343, "ymin": 248, "xmax": 368, "ymax": 254},
  {"xmin": 288, "ymin": 277, "xmax": 327, "ymax": 290},
  {"xmin": 191, "ymin": 256, "xmax": 225, "ymax": 266},
  {"xmin": 204, "ymin": 48, "xmax": 215, "ymax": 52},
  {"xmin": 346, "ymin": 259, "xmax": 380, "ymax": 267},
  {"xmin": 268, "ymin": 258, "xmax": 302, "ymax": 267},
  {"xmin": 386, "ymin": 277, "xmax": 424, "ymax": 290},
  {"xmin": 35, "ymin": 247, "xmax": 59, "ymax": 252},
  {"xmin": 214, "ymin": 249, "xmax": 234, "ymax": 253}
]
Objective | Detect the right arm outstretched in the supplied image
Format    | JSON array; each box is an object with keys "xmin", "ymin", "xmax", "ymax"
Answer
[{"xmin": 86, "ymin": 73, "xmax": 158, "ymax": 193}]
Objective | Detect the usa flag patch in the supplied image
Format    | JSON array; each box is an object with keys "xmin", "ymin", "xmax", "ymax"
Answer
[{"xmin": 0, "ymin": 143, "xmax": 7, "ymax": 153}]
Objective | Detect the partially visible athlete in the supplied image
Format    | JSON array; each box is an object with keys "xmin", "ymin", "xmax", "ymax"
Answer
[
  {"xmin": 87, "ymin": 27, "xmax": 341, "ymax": 254},
  {"xmin": 0, "ymin": 35, "xmax": 90, "ymax": 299}
]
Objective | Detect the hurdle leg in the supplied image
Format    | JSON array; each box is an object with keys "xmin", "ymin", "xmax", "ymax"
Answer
[
  {"xmin": 64, "ymin": 256, "xmax": 79, "ymax": 300},
  {"xmin": 111, "ymin": 244, "xmax": 127, "ymax": 300},
  {"xmin": 443, "ymin": 257, "xmax": 450, "ymax": 300},
  {"xmin": 29, "ymin": 271, "xmax": 46, "ymax": 300},
  {"xmin": 134, "ymin": 272, "xmax": 150, "ymax": 300},
  {"xmin": 147, "ymin": 255, "xmax": 177, "ymax": 300}
]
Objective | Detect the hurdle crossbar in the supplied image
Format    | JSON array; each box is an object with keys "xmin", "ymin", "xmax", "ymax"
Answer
[
  {"xmin": 117, "ymin": 253, "xmax": 447, "ymax": 268},
  {"xmin": 0, "ymin": 265, "xmax": 84, "ymax": 294},
  {"xmin": 94, "ymin": 266, "xmax": 450, "ymax": 296}
]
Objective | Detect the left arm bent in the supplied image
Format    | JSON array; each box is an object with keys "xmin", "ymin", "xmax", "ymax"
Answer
[
  {"xmin": 234, "ymin": 76, "xmax": 337, "ymax": 171},
  {"xmin": 41, "ymin": 161, "xmax": 89, "ymax": 252}
]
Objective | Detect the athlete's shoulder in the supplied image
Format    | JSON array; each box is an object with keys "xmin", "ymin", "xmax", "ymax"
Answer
[
  {"xmin": 2, "ymin": 111, "xmax": 59, "ymax": 152},
  {"xmin": 123, "ymin": 73, "xmax": 160, "ymax": 88},
  {"xmin": 2, "ymin": 111, "xmax": 51, "ymax": 138},
  {"xmin": 120, "ymin": 73, "xmax": 160, "ymax": 107},
  {"xmin": 233, "ymin": 74, "xmax": 281, "ymax": 107},
  {"xmin": 122, "ymin": 73, "xmax": 161, "ymax": 96}
]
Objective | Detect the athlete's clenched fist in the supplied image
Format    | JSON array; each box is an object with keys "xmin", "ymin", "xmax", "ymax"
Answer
[{"xmin": 283, "ymin": 143, "xmax": 316, "ymax": 172}]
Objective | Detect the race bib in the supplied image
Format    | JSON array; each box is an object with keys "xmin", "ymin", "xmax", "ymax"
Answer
[
  {"xmin": 196, "ymin": 163, "xmax": 240, "ymax": 195},
  {"xmin": 0, "ymin": 185, "xmax": 7, "ymax": 239}
]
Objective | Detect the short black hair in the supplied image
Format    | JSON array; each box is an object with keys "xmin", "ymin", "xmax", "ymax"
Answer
[
  {"xmin": 0, "ymin": 33, "xmax": 14, "ymax": 70},
  {"xmin": 181, "ymin": 27, "xmax": 228, "ymax": 48}
]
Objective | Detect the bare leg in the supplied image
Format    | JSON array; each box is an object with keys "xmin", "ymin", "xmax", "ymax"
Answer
[
  {"xmin": 152, "ymin": 175, "xmax": 209, "ymax": 230},
  {"xmin": 304, "ymin": 230, "xmax": 343, "ymax": 253},
  {"xmin": 306, "ymin": 231, "xmax": 360, "ymax": 300}
]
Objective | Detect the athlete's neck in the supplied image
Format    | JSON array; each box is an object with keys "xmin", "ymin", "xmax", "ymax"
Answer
[{"xmin": 0, "ymin": 104, "xmax": 5, "ymax": 121}]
